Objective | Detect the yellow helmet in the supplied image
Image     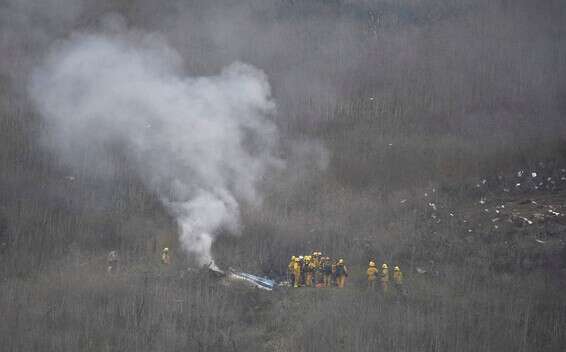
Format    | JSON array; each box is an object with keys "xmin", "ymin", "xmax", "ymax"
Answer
[
  {"xmin": 382, "ymin": 263, "xmax": 388, "ymax": 269},
  {"xmin": 369, "ymin": 261, "xmax": 376, "ymax": 267},
  {"xmin": 394, "ymin": 266, "xmax": 400, "ymax": 271},
  {"xmin": 291, "ymin": 256, "xmax": 296, "ymax": 260},
  {"xmin": 338, "ymin": 259, "xmax": 344, "ymax": 264},
  {"xmin": 163, "ymin": 247, "xmax": 169, "ymax": 253}
]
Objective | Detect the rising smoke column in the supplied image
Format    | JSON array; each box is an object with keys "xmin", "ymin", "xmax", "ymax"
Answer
[{"xmin": 30, "ymin": 30, "xmax": 280, "ymax": 267}]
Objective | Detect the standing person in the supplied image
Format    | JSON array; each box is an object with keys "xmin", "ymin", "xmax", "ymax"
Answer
[
  {"xmin": 335, "ymin": 259, "xmax": 348, "ymax": 288},
  {"xmin": 393, "ymin": 266, "xmax": 404, "ymax": 294},
  {"xmin": 298, "ymin": 256, "xmax": 305, "ymax": 286},
  {"xmin": 380, "ymin": 263, "xmax": 390, "ymax": 294},
  {"xmin": 312, "ymin": 251, "xmax": 321, "ymax": 285},
  {"xmin": 322, "ymin": 257, "xmax": 333, "ymax": 287},
  {"xmin": 367, "ymin": 261, "xmax": 378, "ymax": 289},
  {"xmin": 304, "ymin": 256, "xmax": 315, "ymax": 287},
  {"xmin": 311, "ymin": 251, "xmax": 320, "ymax": 268},
  {"xmin": 331, "ymin": 260, "xmax": 337, "ymax": 286},
  {"xmin": 107, "ymin": 250, "xmax": 118, "ymax": 273},
  {"xmin": 161, "ymin": 247, "xmax": 171, "ymax": 265},
  {"xmin": 288, "ymin": 256, "xmax": 297, "ymax": 284},
  {"xmin": 292, "ymin": 257, "xmax": 302, "ymax": 288}
]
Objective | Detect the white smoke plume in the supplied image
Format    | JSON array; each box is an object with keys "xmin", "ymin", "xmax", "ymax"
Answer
[{"xmin": 30, "ymin": 28, "xmax": 281, "ymax": 267}]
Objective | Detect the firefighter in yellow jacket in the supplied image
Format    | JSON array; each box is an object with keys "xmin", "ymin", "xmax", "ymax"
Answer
[
  {"xmin": 367, "ymin": 261, "xmax": 378, "ymax": 288},
  {"xmin": 288, "ymin": 256, "xmax": 297, "ymax": 284},
  {"xmin": 304, "ymin": 256, "xmax": 316, "ymax": 287},
  {"xmin": 321, "ymin": 257, "xmax": 333, "ymax": 287},
  {"xmin": 393, "ymin": 266, "xmax": 403, "ymax": 292},
  {"xmin": 311, "ymin": 251, "xmax": 321, "ymax": 268},
  {"xmin": 380, "ymin": 263, "xmax": 390, "ymax": 293},
  {"xmin": 335, "ymin": 259, "xmax": 348, "ymax": 288},
  {"xmin": 298, "ymin": 256, "xmax": 305, "ymax": 285},
  {"xmin": 292, "ymin": 257, "xmax": 302, "ymax": 288},
  {"xmin": 161, "ymin": 247, "xmax": 171, "ymax": 265},
  {"xmin": 311, "ymin": 251, "xmax": 321, "ymax": 285}
]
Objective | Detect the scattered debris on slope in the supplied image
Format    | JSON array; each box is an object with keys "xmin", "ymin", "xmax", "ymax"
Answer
[{"xmin": 402, "ymin": 162, "xmax": 566, "ymax": 272}]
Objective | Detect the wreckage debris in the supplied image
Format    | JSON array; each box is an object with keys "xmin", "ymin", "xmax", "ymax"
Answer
[
  {"xmin": 210, "ymin": 266, "xmax": 276, "ymax": 291},
  {"xmin": 180, "ymin": 161, "xmax": 566, "ymax": 292}
]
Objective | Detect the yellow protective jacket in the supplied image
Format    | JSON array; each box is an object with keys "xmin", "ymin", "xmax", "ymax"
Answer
[
  {"xmin": 367, "ymin": 267, "xmax": 378, "ymax": 281},
  {"xmin": 292, "ymin": 262, "xmax": 302, "ymax": 276},
  {"xmin": 380, "ymin": 268, "xmax": 389, "ymax": 282},
  {"xmin": 306, "ymin": 261, "xmax": 316, "ymax": 272},
  {"xmin": 288, "ymin": 260, "xmax": 295, "ymax": 272},
  {"xmin": 312, "ymin": 257, "xmax": 320, "ymax": 270},
  {"xmin": 393, "ymin": 271, "xmax": 403, "ymax": 285}
]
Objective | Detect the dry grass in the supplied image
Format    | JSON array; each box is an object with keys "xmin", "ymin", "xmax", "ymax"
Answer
[{"xmin": 1, "ymin": 0, "xmax": 566, "ymax": 350}]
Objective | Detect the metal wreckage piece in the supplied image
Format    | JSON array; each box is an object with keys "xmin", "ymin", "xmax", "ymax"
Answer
[{"xmin": 208, "ymin": 265, "xmax": 277, "ymax": 291}]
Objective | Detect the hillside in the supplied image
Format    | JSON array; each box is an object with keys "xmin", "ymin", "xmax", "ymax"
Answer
[
  {"xmin": 2, "ymin": 163, "xmax": 566, "ymax": 351},
  {"xmin": 1, "ymin": 1, "xmax": 566, "ymax": 351}
]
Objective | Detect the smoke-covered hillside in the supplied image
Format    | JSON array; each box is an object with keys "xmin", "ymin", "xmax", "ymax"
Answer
[{"xmin": 1, "ymin": 1, "xmax": 566, "ymax": 351}]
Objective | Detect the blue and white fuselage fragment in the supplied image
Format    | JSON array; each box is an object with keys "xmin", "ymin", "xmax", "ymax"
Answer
[
  {"xmin": 208, "ymin": 264, "xmax": 277, "ymax": 291},
  {"xmin": 228, "ymin": 270, "xmax": 276, "ymax": 291}
]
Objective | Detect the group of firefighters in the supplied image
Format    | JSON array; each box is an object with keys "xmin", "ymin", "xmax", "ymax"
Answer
[
  {"xmin": 366, "ymin": 261, "xmax": 403, "ymax": 293},
  {"xmin": 288, "ymin": 251, "xmax": 404, "ymax": 292},
  {"xmin": 108, "ymin": 248, "xmax": 404, "ymax": 293},
  {"xmin": 287, "ymin": 252, "xmax": 347, "ymax": 288}
]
